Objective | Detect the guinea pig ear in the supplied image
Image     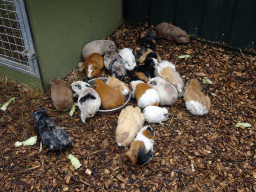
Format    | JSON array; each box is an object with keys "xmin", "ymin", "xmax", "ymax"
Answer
[
  {"xmin": 109, "ymin": 45, "xmax": 115, "ymax": 49},
  {"xmin": 82, "ymin": 78, "xmax": 88, "ymax": 83},
  {"xmin": 116, "ymin": 84, "xmax": 121, "ymax": 89},
  {"xmin": 149, "ymin": 80, "xmax": 157, "ymax": 86}
]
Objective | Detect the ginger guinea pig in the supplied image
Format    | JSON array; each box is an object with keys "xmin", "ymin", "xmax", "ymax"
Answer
[
  {"xmin": 126, "ymin": 125, "xmax": 155, "ymax": 166},
  {"xmin": 50, "ymin": 78, "xmax": 73, "ymax": 111},
  {"xmin": 183, "ymin": 79, "xmax": 211, "ymax": 115},
  {"xmin": 82, "ymin": 40, "xmax": 116, "ymax": 60},
  {"xmin": 147, "ymin": 77, "xmax": 178, "ymax": 106},
  {"xmin": 106, "ymin": 76, "xmax": 129, "ymax": 96},
  {"xmin": 116, "ymin": 105, "xmax": 145, "ymax": 147},
  {"xmin": 94, "ymin": 79, "xmax": 125, "ymax": 110},
  {"xmin": 155, "ymin": 60, "xmax": 184, "ymax": 97},
  {"xmin": 129, "ymin": 80, "xmax": 160, "ymax": 108},
  {"xmin": 84, "ymin": 53, "xmax": 104, "ymax": 79}
]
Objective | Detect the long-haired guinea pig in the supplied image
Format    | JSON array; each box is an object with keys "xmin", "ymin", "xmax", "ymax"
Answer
[
  {"xmin": 32, "ymin": 108, "xmax": 73, "ymax": 151},
  {"xmin": 119, "ymin": 48, "xmax": 136, "ymax": 71},
  {"xmin": 130, "ymin": 58, "xmax": 157, "ymax": 83},
  {"xmin": 126, "ymin": 125, "xmax": 155, "ymax": 166},
  {"xmin": 134, "ymin": 47, "xmax": 161, "ymax": 64},
  {"xmin": 143, "ymin": 106, "xmax": 168, "ymax": 124},
  {"xmin": 140, "ymin": 28, "xmax": 157, "ymax": 51},
  {"xmin": 155, "ymin": 22, "xmax": 190, "ymax": 43},
  {"xmin": 82, "ymin": 40, "xmax": 116, "ymax": 60},
  {"xmin": 129, "ymin": 80, "xmax": 160, "ymax": 108},
  {"xmin": 71, "ymin": 81, "xmax": 101, "ymax": 123},
  {"xmin": 94, "ymin": 79, "xmax": 125, "ymax": 110},
  {"xmin": 50, "ymin": 78, "xmax": 73, "ymax": 111},
  {"xmin": 183, "ymin": 79, "xmax": 211, "ymax": 115},
  {"xmin": 84, "ymin": 53, "xmax": 104, "ymax": 79},
  {"xmin": 147, "ymin": 77, "xmax": 178, "ymax": 106},
  {"xmin": 116, "ymin": 105, "xmax": 145, "ymax": 147},
  {"xmin": 155, "ymin": 60, "xmax": 184, "ymax": 97},
  {"xmin": 104, "ymin": 51, "xmax": 126, "ymax": 80},
  {"xmin": 106, "ymin": 76, "xmax": 129, "ymax": 96}
]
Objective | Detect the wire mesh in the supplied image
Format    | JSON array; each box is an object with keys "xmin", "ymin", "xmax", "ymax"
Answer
[{"xmin": 0, "ymin": 0, "xmax": 28, "ymax": 66}]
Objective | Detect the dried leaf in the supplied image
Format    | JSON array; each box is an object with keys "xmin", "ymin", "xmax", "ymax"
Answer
[{"xmin": 1, "ymin": 97, "xmax": 15, "ymax": 111}]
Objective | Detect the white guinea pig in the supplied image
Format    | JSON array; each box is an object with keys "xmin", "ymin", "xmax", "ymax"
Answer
[
  {"xmin": 142, "ymin": 106, "xmax": 169, "ymax": 124},
  {"xmin": 71, "ymin": 81, "xmax": 101, "ymax": 123},
  {"xmin": 147, "ymin": 77, "xmax": 178, "ymax": 106},
  {"xmin": 119, "ymin": 48, "xmax": 136, "ymax": 71}
]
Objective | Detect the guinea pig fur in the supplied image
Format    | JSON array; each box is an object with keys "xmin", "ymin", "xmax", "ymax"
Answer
[
  {"xmin": 126, "ymin": 125, "xmax": 155, "ymax": 166},
  {"xmin": 130, "ymin": 58, "xmax": 157, "ymax": 83},
  {"xmin": 129, "ymin": 80, "xmax": 160, "ymax": 108},
  {"xmin": 81, "ymin": 40, "xmax": 116, "ymax": 60},
  {"xmin": 155, "ymin": 60, "xmax": 184, "ymax": 97},
  {"xmin": 119, "ymin": 48, "xmax": 136, "ymax": 71},
  {"xmin": 147, "ymin": 77, "xmax": 178, "ymax": 106},
  {"xmin": 143, "ymin": 106, "xmax": 169, "ymax": 124},
  {"xmin": 135, "ymin": 47, "xmax": 161, "ymax": 64},
  {"xmin": 140, "ymin": 28, "xmax": 157, "ymax": 51},
  {"xmin": 155, "ymin": 22, "xmax": 190, "ymax": 43},
  {"xmin": 116, "ymin": 105, "xmax": 145, "ymax": 147},
  {"xmin": 71, "ymin": 81, "xmax": 101, "ymax": 123},
  {"xmin": 32, "ymin": 108, "xmax": 73, "ymax": 151},
  {"xmin": 94, "ymin": 79, "xmax": 125, "ymax": 110},
  {"xmin": 106, "ymin": 76, "xmax": 129, "ymax": 96},
  {"xmin": 104, "ymin": 51, "xmax": 127, "ymax": 80},
  {"xmin": 84, "ymin": 53, "xmax": 104, "ymax": 79},
  {"xmin": 49, "ymin": 78, "xmax": 73, "ymax": 111},
  {"xmin": 183, "ymin": 79, "xmax": 211, "ymax": 115}
]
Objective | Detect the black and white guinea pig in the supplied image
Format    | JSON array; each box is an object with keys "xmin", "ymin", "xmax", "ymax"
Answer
[
  {"xmin": 104, "ymin": 51, "xmax": 126, "ymax": 80},
  {"xmin": 143, "ymin": 106, "xmax": 169, "ymax": 124},
  {"xmin": 71, "ymin": 81, "xmax": 101, "ymax": 123},
  {"xmin": 32, "ymin": 108, "xmax": 73, "ymax": 151},
  {"xmin": 135, "ymin": 47, "xmax": 161, "ymax": 64},
  {"xmin": 126, "ymin": 125, "xmax": 155, "ymax": 166},
  {"xmin": 119, "ymin": 48, "xmax": 136, "ymax": 71},
  {"xmin": 140, "ymin": 28, "xmax": 157, "ymax": 51}
]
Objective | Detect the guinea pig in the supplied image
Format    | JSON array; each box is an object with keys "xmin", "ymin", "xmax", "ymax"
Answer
[
  {"xmin": 71, "ymin": 81, "xmax": 101, "ymax": 123},
  {"xmin": 104, "ymin": 51, "xmax": 126, "ymax": 80},
  {"xmin": 94, "ymin": 79, "xmax": 125, "ymax": 110},
  {"xmin": 82, "ymin": 40, "xmax": 116, "ymax": 60},
  {"xmin": 155, "ymin": 60, "xmax": 184, "ymax": 97},
  {"xmin": 130, "ymin": 58, "xmax": 157, "ymax": 83},
  {"xmin": 134, "ymin": 47, "xmax": 161, "ymax": 64},
  {"xmin": 32, "ymin": 108, "xmax": 73, "ymax": 151},
  {"xmin": 142, "ymin": 106, "xmax": 169, "ymax": 124},
  {"xmin": 106, "ymin": 76, "xmax": 129, "ymax": 96},
  {"xmin": 155, "ymin": 22, "xmax": 190, "ymax": 43},
  {"xmin": 126, "ymin": 125, "xmax": 155, "ymax": 166},
  {"xmin": 118, "ymin": 48, "xmax": 136, "ymax": 71},
  {"xmin": 49, "ymin": 78, "xmax": 73, "ymax": 111},
  {"xmin": 183, "ymin": 79, "xmax": 211, "ymax": 115},
  {"xmin": 147, "ymin": 77, "xmax": 178, "ymax": 106},
  {"xmin": 84, "ymin": 53, "xmax": 104, "ymax": 79},
  {"xmin": 116, "ymin": 105, "xmax": 145, "ymax": 147},
  {"xmin": 129, "ymin": 80, "xmax": 160, "ymax": 108},
  {"xmin": 140, "ymin": 28, "xmax": 157, "ymax": 51}
]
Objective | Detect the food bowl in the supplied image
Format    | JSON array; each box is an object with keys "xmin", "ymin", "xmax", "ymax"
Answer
[{"xmin": 87, "ymin": 77, "xmax": 131, "ymax": 113}]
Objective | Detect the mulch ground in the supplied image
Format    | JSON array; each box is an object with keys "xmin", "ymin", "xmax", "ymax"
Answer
[{"xmin": 0, "ymin": 22, "xmax": 256, "ymax": 192}]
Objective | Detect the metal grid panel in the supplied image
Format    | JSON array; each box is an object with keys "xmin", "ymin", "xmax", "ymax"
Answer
[{"xmin": 0, "ymin": 0, "xmax": 40, "ymax": 78}]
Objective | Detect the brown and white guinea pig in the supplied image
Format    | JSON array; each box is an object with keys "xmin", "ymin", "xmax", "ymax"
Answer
[
  {"xmin": 140, "ymin": 28, "xmax": 157, "ymax": 51},
  {"xmin": 116, "ymin": 105, "xmax": 145, "ymax": 147},
  {"xmin": 143, "ymin": 106, "xmax": 169, "ymax": 124},
  {"xmin": 94, "ymin": 79, "xmax": 125, "ymax": 110},
  {"xmin": 50, "ymin": 78, "xmax": 73, "ymax": 111},
  {"xmin": 134, "ymin": 47, "xmax": 161, "ymax": 64},
  {"xmin": 84, "ymin": 53, "xmax": 104, "ymax": 79},
  {"xmin": 147, "ymin": 77, "xmax": 178, "ymax": 106},
  {"xmin": 155, "ymin": 60, "xmax": 184, "ymax": 97},
  {"xmin": 71, "ymin": 81, "xmax": 101, "ymax": 123},
  {"xmin": 81, "ymin": 40, "xmax": 116, "ymax": 60},
  {"xmin": 104, "ymin": 51, "xmax": 126, "ymax": 80},
  {"xmin": 129, "ymin": 80, "xmax": 160, "ymax": 108},
  {"xmin": 183, "ymin": 79, "xmax": 211, "ymax": 115},
  {"xmin": 106, "ymin": 76, "xmax": 129, "ymax": 96},
  {"xmin": 126, "ymin": 125, "xmax": 155, "ymax": 166},
  {"xmin": 155, "ymin": 22, "xmax": 190, "ymax": 44}
]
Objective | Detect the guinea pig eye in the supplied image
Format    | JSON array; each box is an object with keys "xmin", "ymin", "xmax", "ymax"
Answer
[{"xmin": 75, "ymin": 84, "xmax": 81, "ymax": 90}]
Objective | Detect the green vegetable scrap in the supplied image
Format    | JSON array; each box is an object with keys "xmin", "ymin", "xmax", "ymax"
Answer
[
  {"xmin": 1, "ymin": 97, "xmax": 15, "ymax": 111},
  {"xmin": 235, "ymin": 122, "xmax": 252, "ymax": 128},
  {"xmin": 15, "ymin": 136, "xmax": 37, "ymax": 147},
  {"xmin": 68, "ymin": 154, "xmax": 82, "ymax": 170},
  {"xmin": 202, "ymin": 77, "xmax": 213, "ymax": 84},
  {"xmin": 69, "ymin": 103, "xmax": 78, "ymax": 116}
]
